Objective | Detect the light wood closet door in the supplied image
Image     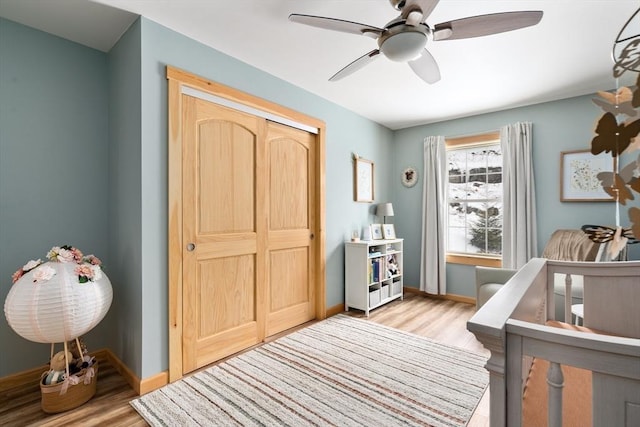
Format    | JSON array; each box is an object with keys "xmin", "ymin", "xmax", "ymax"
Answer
[
  {"xmin": 168, "ymin": 66, "xmax": 326, "ymax": 382},
  {"xmin": 265, "ymin": 123, "xmax": 316, "ymax": 336},
  {"xmin": 182, "ymin": 96, "xmax": 267, "ymax": 374}
]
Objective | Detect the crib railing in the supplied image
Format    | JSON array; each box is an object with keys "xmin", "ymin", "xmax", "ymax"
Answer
[
  {"xmin": 505, "ymin": 319, "xmax": 640, "ymax": 427},
  {"xmin": 467, "ymin": 258, "xmax": 640, "ymax": 427}
]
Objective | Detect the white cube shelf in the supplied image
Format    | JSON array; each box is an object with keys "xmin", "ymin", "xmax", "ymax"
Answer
[{"xmin": 345, "ymin": 238, "xmax": 403, "ymax": 316}]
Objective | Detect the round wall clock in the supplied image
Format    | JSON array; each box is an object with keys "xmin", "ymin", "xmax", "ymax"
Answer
[{"xmin": 402, "ymin": 167, "xmax": 418, "ymax": 188}]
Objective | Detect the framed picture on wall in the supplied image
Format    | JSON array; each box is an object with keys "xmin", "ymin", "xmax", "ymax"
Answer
[
  {"xmin": 560, "ymin": 149, "xmax": 615, "ymax": 202},
  {"xmin": 354, "ymin": 157, "xmax": 374, "ymax": 202}
]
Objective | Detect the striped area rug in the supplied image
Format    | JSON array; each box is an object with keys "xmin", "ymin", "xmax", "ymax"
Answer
[{"xmin": 131, "ymin": 315, "xmax": 488, "ymax": 426}]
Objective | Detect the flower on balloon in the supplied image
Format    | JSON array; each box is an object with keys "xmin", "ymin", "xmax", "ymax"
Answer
[{"xmin": 12, "ymin": 245, "xmax": 104, "ymax": 285}]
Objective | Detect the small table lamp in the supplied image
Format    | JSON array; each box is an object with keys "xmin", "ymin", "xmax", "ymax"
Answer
[{"xmin": 376, "ymin": 202, "xmax": 394, "ymax": 224}]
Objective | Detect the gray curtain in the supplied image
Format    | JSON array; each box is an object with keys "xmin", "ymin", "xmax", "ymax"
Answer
[
  {"xmin": 500, "ymin": 122, "xmax": 537, "ymax": 269},
  {"xmin": 420, "ymin": 136, "xmax": 447, "ymax": 294}
]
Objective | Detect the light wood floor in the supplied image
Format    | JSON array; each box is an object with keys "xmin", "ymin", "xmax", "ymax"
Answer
[{"xmin": 0, "ymin": 293, "xmax": 489, "ymax": 427}]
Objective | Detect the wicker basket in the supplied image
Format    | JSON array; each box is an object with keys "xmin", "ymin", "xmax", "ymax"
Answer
[{"xmin": 40, "ymin": 361, "xmax": 98, "ymax": 413}]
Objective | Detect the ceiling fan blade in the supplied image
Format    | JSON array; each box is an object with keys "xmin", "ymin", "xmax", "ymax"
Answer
[
  {"xmin": 329, "ymin": 49, "xmax": 381, "ymax": 81},
  {"xmin": 408, "ymin": 49, "xmax": 441, "ymax": 84},
  {"xmin": 289, "ymin": 14, "xmax": 383, "ymax": 38},
  {"xmin": 400, "ymin": 0, "xmax": 439, "ymax": 23},
  {"xmin": 433, "ymin": 11, "xmax": 543, "ymax": 41}
]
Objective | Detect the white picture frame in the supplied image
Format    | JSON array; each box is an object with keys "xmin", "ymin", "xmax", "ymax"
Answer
[
  {"xmin": 382, "ymin": 224, "xmax": 396, "ymax": 239},
  {"xmin": 354, "ymin": 157, "xmax": 374, "ymax": 202},
  {"xmin": 370, "ymin": 224, "xmax": 383, "ymax": 240},
  {"xmin": 560, "ymin": 149, "xmax": 614, "ymax": 202},
  {"xmin": 361, "ymin": 225, "xmax": 372, "ymax": 241}
]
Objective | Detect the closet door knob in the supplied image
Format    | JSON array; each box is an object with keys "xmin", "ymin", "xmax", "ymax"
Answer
[{"xmin": 186, "ymin": 243, "xmax": 196, "ymax": 251}]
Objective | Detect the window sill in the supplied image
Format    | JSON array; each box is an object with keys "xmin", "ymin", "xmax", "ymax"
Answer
[{"xmin": 446, "ymin": 254, "xmax": 502, "ymax": 268}]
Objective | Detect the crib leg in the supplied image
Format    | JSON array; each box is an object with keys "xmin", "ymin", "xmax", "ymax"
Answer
[{"xmin": 547, "ymin": 362, "xmax": 564, "ymax": 427}]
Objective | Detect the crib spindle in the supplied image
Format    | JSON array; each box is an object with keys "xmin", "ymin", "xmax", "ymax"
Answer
[
  {"xmin": 547, "ymin": 362, "xmax": 564, "ymax": 427},
  {"xmin": 564, "ymin": 274, "xmax": 573, "ymax": 323}
]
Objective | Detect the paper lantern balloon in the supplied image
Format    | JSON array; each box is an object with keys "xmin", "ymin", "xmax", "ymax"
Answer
[{"xmin": 4, "ymin": 261, "xmax": 112, "ymax": 343}]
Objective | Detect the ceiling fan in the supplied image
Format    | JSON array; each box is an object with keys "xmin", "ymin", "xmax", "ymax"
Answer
[{"xmin": 289, "ymin": 0, "xmax": 543, "ymax": 84}]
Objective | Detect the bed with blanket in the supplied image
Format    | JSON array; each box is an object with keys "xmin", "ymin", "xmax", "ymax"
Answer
[{"xmin": 467, "ymin": 258, "xmax": 640, "ymax": 427}]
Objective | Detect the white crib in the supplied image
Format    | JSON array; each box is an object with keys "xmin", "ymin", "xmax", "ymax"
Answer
[{"xmin": 467, "ymin": 258, "xmax": 640, "ymax": 426}]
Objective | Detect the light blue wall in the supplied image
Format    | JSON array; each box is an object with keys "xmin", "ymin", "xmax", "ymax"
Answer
[
  {"xmin": 3, "ymin": 15, "xmax": 636, "ymax": 380},
  {"xmin": 136, "ymin": 17, "xmax": 394, "ymax": 377},
  {"xmin": 0, "ymin": 18, "xmax": 110, "ymax": 376},
  {"xmin": 107, "ymin": 19, "xmax": 143, "ymax": 376},
  {"xmin": 393, "ymin": 95, "xmax": 640, "ymax": 296},
  {"xmin": 0, "ymin": 16, "xmax": 393, "ymax": 379}
]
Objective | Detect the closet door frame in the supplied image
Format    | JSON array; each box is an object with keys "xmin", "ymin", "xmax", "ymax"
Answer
[{"xmin": 167, "ymin": 66, "xmax": 326, "ymax": 382}]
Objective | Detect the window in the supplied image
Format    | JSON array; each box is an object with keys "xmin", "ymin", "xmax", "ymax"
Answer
[{"xmin": 446, "ymin": 132, "xmax": 502, "ymax": 267}]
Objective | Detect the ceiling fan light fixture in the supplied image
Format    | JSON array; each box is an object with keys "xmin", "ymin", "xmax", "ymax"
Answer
[
  {"xmin": 379, "ymin": 31, "xmax": 427, "ymax": 61},
  {"xmin": 290, "ymin": 4, "xmax": 544, "ymax": 82}
]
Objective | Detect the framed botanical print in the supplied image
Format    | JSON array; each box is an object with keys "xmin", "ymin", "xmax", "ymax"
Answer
[{"xmin": 560, "ymin": 149, "xmax": 614, "ymax": 202}]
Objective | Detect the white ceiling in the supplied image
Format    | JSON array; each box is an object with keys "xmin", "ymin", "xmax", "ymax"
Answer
[{"xmin": 1, "ymin": 0, "xmax": 638, "ymax": 130}]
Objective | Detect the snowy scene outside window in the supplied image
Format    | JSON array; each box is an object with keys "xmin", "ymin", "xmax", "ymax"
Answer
[{"xmin": 447, "ymin": 143, "xmax": 502, "ymax": 256}]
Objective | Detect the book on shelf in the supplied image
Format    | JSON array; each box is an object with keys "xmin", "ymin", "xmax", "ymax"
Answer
[{"xmin": 369, "ymin": 258, "xmax": 383, "ymax": 283}]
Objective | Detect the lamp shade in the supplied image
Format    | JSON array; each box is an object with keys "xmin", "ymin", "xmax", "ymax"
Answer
[
  {"xmin": 376, "ymin": 203, "xmax": 394, "ymax": 217},
  {"xmin": 4, "ymin": 261, "xmax": 112, "ymax": 343}
]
